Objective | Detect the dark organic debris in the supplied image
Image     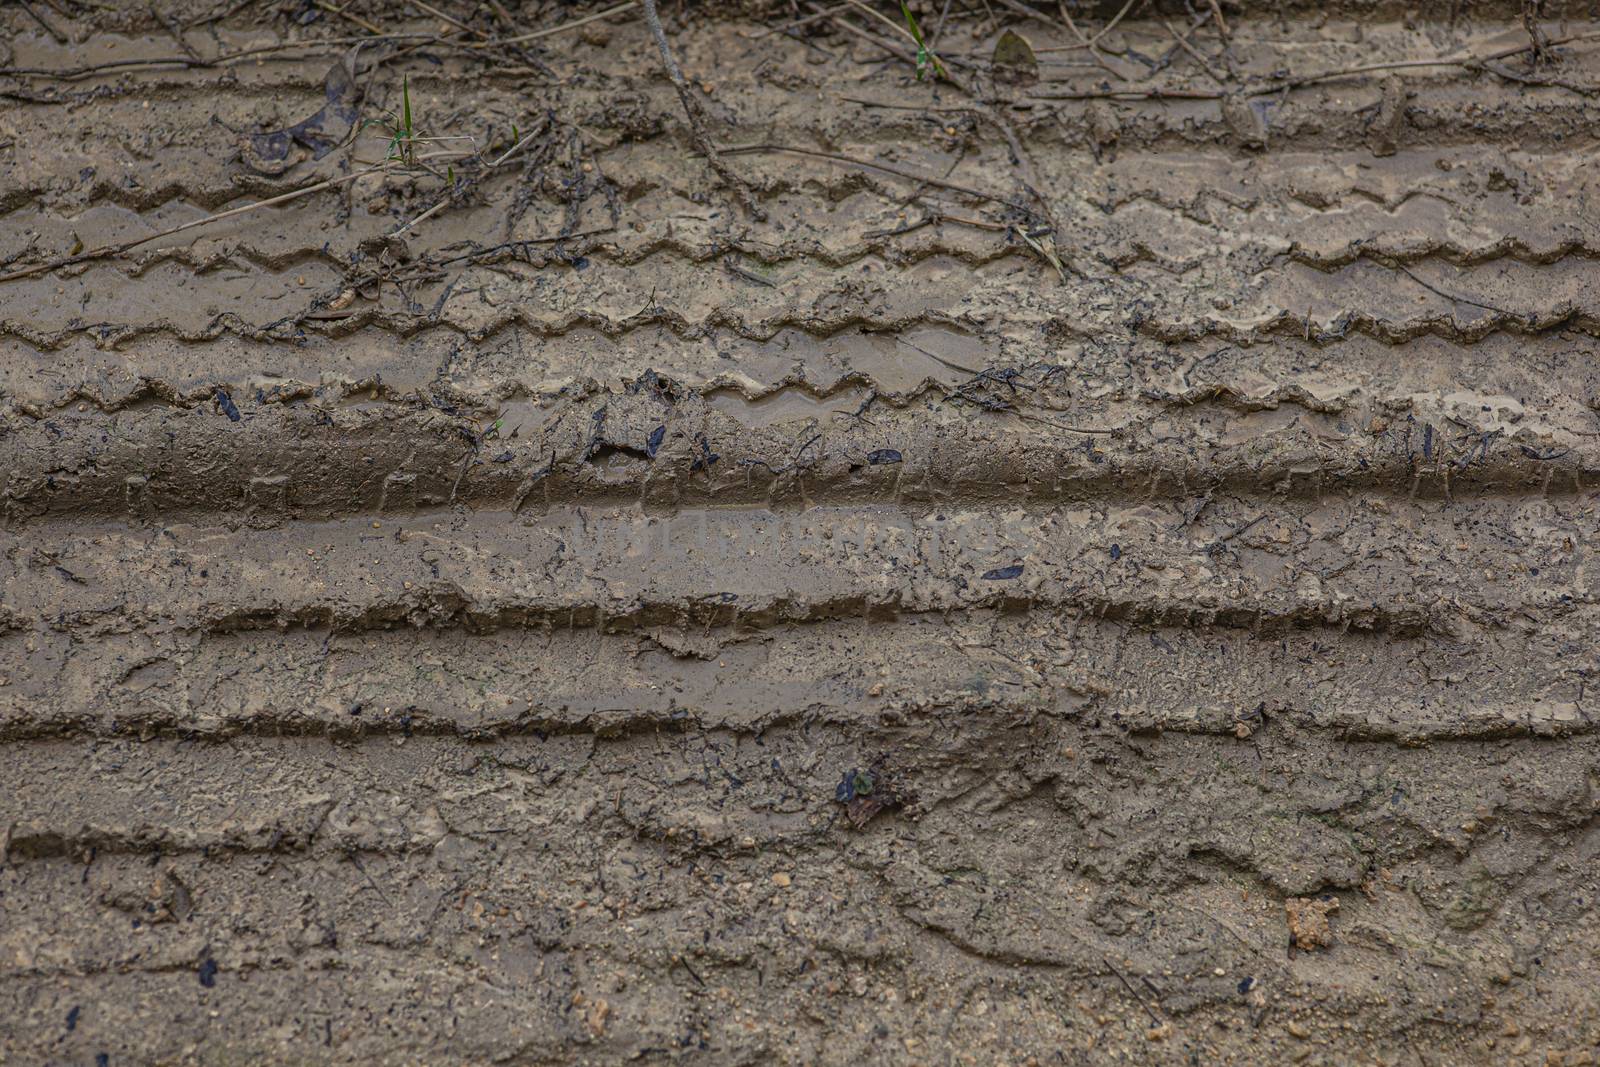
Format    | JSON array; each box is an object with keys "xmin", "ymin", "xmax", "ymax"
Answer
[
  {"xmin": 197, "ymin": 956, "xmax": 218, "ymax": 987},
  {"xmin": 835, "ymin": 764, "xmax": 903, "ymax": 828},
  {"xmin": 214, "ymin": 388, "xmax": 241, "ymax": 422},
  {"xmin": 646, "ymin": 425, "xmax": 667, "ymax": 458},
  {"xmin": 866, "ymin": 448, "xmax": 903, "ymax": 465},
  {"xmin": 981, "ymin": 564, "xmax": 1024, "ymax": 580},
  {"xmin": 689, "ymin": 433, "xmax": 720, "ymax": 471},
  {"xmin": 246, "ymin": 52, "xmax": 362, "ymax": 172}
]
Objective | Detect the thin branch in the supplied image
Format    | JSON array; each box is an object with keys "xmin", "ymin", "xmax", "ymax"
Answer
[
  {"xmin": 1055, "ymin": 0, "xmax": 1129, "ymax": 80},
  {"xmin": 1239, "ymin": 28, "xmax": 1600, "ymax": 96},
  {"xmin": 638, "ymin": 0, "xmax": 762, "ymax": 218},
  {"xmin": 314, "ymin": 0, "xmax": 385, "ymax": 35},
  {"xmin": 803, "ymin": 2, "xmax": 975, "ymax": 86},
  {"xmin": 17, "ymin": 0, "xmax": 68, "ymax": 46},
  {"xmin": 1162, "ymin": 18, "xmax": 1225, "ymax": 85},
  {"xmin": 1088, "ymin": 0, "xmax": 1141, "ymax": 44},
  {"xmin": 987, "ymin": 0, "xmax": 1060, "ymax": 31},
  {"xmin": 840, "ymin": 0, "xmax": 923, "ymax": 46},
  {"xmin": 489, "ymin": 0, "xmax": 636, "ymax": 44},
  {"xmin": 409, "ymin": 0, "xmax": 484, "ymax": 37},
  {"xmin": 489, "ymin": 121, "xmax": 548, "ymax": 167},
  {"xmin": 0, "ymin": 6, "xmax": 641, "ymax": 82},
  {"xmin": 722, "ymin": 142, "xmax": 1020, "ymax": 211},
  {"xmin": 0, "ymin": 34, "xmax": 437, "ymax": 81},
  {"xmin": 0, "ymin": 153, "xmax": 471, "ymax": 284},
  {"xmin": 432, "ymin": 227, "xmax": 617, "ymax": 267},
  {"xmin": 745, "ymin": 3, "xmax": 848, "ymax": 39},
  {"xmin": 1030, "ymin": 85, "xmax": 1223, "ymax": 100},
  {"xmin": 150, "ymin": 0, "xmax": 205, "ymax": 61},
  {"xmin": 1028, "ymin": 29, "xmax": 1600, "ymax": 102},
  {"xmin": 1394, "ymin": 263, "xmax": 1521, "ymax": 319}
]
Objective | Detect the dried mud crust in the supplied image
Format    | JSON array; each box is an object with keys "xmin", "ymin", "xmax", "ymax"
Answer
[{"xmin": 4, "ymin": 1, "xmax": 1600, "ymax": 1064}]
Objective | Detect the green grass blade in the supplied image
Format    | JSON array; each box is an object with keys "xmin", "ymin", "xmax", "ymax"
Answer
[{"xmin": 898, "ymin": 0, "xmax": 925, "ymax": 47}]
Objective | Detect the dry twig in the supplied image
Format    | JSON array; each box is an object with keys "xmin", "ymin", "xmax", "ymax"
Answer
[
  {"xmin": 0, "ymin": 152, "xmax": 471, "ymax": 284},
  {"xmin": 639, "ymin": 0, "xmax": 763, "ymax": 217}
]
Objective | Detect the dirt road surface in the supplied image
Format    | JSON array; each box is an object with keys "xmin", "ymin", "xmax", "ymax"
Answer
[{"xmin": 3, "ymin": 0, "xmax": 1600, "ymax": 1062}]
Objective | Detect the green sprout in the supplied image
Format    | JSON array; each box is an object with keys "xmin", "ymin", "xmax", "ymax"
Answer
[
  {"xmin": 363, "ymin": 74, "xmax": 419, "ymax": 165},
  {"xmin": 898, "ymin": 0, "xmax": 946, "ymax": 80}
]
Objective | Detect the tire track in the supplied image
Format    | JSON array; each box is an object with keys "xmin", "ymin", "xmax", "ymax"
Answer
[{"xmin": 6, "ymin": 5, "xmax": 1600, "ymax": 1064}]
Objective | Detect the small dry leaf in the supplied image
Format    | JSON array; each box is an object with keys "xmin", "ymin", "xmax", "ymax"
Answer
[{"xmin": 992, "ymin": 30, "xmax": 1038, "ymax": 82}]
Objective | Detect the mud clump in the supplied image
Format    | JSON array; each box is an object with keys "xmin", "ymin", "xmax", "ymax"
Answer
[{"xmin": 1286, "ymin": 895, "xmax": 1340, "ymax": 951}]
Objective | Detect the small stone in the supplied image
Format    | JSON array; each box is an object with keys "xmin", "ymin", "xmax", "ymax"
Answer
[
  {"xmin": 771, "ymin": 872, "xmax": 792, "ymax": 888},
  {"xmin": 1286, "ymin": 1021, "xmax": 1310, "ymax": 1039},
  {"xmin": 1145, "ymin": 1024, "xmax": 1171, "ymax": 1042}
]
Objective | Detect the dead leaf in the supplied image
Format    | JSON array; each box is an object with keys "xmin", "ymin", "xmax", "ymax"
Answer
[
  {"xmin": 244, "ymin": 50, "xmax": 363, "ymax": 174},
  {"xmin": 836, "ymin": 762, "xmax": 908, "ymax": 828},
  {"xmin": 992, "ymin": 30, "xmax": 1039, "ymax": 83}
]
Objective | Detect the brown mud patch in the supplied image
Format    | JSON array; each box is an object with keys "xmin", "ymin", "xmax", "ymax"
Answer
[{"xmin": 4, "ymin": 1, "xmax": 1600, "ymax": 1063}]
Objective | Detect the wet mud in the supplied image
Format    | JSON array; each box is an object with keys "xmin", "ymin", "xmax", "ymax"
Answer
[{"xmin": 3, "ymin": 1, "xmax": 1600, "ymax": 1063}]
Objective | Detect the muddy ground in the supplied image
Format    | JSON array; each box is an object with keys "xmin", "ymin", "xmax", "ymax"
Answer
[{"xmin": 3, "ymin": 0, "xmax": 1600, "ymax": 1063}]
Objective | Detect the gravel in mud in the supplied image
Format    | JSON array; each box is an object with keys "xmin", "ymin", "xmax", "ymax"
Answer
[{"xmin": 3, "ymin": 1, "xmax": 1600, "ymax": 1063}]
